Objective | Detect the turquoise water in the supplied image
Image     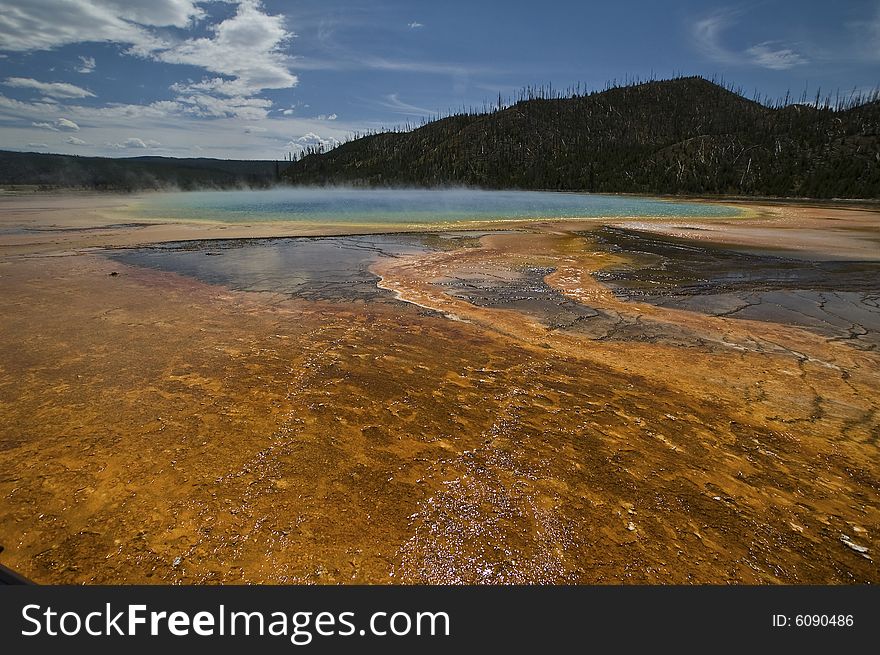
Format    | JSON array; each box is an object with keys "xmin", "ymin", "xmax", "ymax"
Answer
[{"xmin": 133, "ymin": 188, "xmax": 742, "ymax": 225}]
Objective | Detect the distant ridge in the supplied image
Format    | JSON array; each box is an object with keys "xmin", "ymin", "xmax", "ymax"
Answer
[
  {"xmin": 284, "ymin": 77, "xmax": 880, "ymax": 198},
  {"xmin": 0, "ymin": 151, "xmax": 278, "ymax": 191}
]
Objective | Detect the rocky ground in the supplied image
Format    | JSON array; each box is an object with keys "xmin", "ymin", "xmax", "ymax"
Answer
[{"xmin": 0, "ymin": 197, "xmax": 877, "ymax": 583}]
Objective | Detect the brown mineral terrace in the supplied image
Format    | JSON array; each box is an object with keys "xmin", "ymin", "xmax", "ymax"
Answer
[{"xmin": 0, "ymin": 192, "xmax": 877, "ymax": 584}]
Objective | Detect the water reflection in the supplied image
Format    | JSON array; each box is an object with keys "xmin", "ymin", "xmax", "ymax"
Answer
[{"xmin": 111, "ymin": 234, "xmax": 447, "ymax": 301}]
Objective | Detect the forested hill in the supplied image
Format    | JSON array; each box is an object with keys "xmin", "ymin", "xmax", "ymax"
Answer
[
  {"xmin": 0, "ymin": 151, "xmax": 279, "ymax": 191},
  {"xmin": 284, "ymin": 77, "xmax": 880, "ymax": 198}
]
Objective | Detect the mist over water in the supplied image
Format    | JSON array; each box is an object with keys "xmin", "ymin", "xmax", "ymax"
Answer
[{"xmin": 132, "ymin": 187, "xmax": 742, "ymax": 225}]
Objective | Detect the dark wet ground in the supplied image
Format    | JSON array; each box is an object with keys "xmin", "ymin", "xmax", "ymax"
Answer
[
  {"xmin": 111, "ymin": 227, "xmax": 880, "ymax": 350},
  {"xmin": 592, "ymin": 227, "xmax": 880, "ymax": 294},
  {"xmin": 430, "ymin": 227, "xmax": 880, "ymax": 349},
  {"xmin": 110, "ymin": 232, "xmax": 488, "ymax": 303},
  {"xmin": 0, "ymin": 223, "xmax": 154, "ymax": 236},
  {"xmin": 589, "ymin": 228, "xmax": 880, "ymax": 349},
  {"xmin": 433, "ymin": 263, "xmax": 715, "ymax": 346},
  {"xmin": 437, "ymin": 267, "xmax": 603, "ymax": 329},
  {"xmin": 420, "ymin": 227, "xmax": 880, "ymax": 352}
]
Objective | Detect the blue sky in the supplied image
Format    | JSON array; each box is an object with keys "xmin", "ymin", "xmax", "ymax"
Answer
[{"xmin": 0, "ymin": 0, "xmax": 878, "ymax": 159}]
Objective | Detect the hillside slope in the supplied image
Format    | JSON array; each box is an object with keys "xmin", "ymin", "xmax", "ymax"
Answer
[{"xmin": 284, "ymin": 77, "xmax": 880, "ymax": 198}]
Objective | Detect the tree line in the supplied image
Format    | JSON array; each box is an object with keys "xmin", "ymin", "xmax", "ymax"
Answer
[{"xmin": 283, "ymin": 76, "xmax": 880, "ymax": 199}]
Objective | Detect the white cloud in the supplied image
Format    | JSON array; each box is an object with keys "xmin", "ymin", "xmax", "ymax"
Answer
[
  {"xmin": 157, "ymin": 1, "xmax": 297, "ymax": 96},
  {"xmin": 292, "ymin": 54, "xmax": 488, "ymax": 77},
  {"xmin": 89, "ymin": 100, "xmax": 186, "ymax": 120},
  {"xmin": 99, "ymin": 0, "xmax": 204, "ymax": 28},
  {"xmin": 27, "ymin": 143, "xmax": 49, "ymax": 149},
  {"xmin": 692, "ymin": 10, "xmax": 807, "ymax": 70},
  {"xmin": 0, "ymin": 95, "xmax": 60, "ymax": 116},
  {"xmin": 30, "ymin": 117, "xmax": 80, "ymax": 131},
  {"xmin": 108, "ymin": 137, "xmax": 160, "ymax": 149},
  {"xmin": 4, "ymin": 77, "xmax": 95, "ymax": 98},
  {"xmin": 171, "ymin": 77, "xmax": 251, "ymax": 98},
  {"xmin": 56, "ymin": 117, "xmax": 80, "ymax": 130},
  {"xmin": 288, "ymin": 131, "xmax": 340, "ymax": 153},
  {"xmin": 315, "ymin": 113, "xmax": 337, "ymax": 121},
  {"xmin": 745, "ymin": 42, "xmax": 807, "ymax": 70},
  {"xmin": 76, "ymin": 56, "xmax": 96, "ymax": 74},
  {"xmin": 0, "ymin": 1, "xmax": 201, "ymax": 52},
  {"xmin": 376, "ymin": 93, "xmax": 435, "ymax": 117},
  {"xmin": 408, "ymin": 22, "xmax": 424, "ymax": 29},
  {"xmin": 0, "ymin": 1, "xmax": 297, "ymax": 116},
  {"xmin": 175, "ymin": 93, "xmax": 273, "ymax": 120},
  {"xmin": 0, "ymin": 92, "xmax": 360, "ymax": 160},
  {"xmin": 2, "ymin": 92, "xmax": 195, "ymax": 123},
  {"xmin": 65, "ymin": 136, "xmax": 87, "ymax": 145},
  {"xmin": 692, "ymin": 11, "xmax": 737, "ymax": 64},
  {"xmin": 296, "ymin": 132, "xmax": 323, "ymax": 144}
]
